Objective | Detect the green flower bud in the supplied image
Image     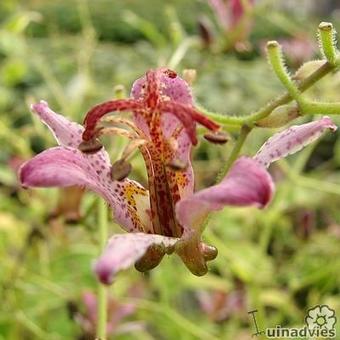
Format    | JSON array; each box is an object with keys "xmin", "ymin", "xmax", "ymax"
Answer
[
  {"xmin": 257, "ymin": 104, "xmax": 300, "ymax": 128},
  {"xmin": 293, "ymin": 60, "xmax": 325, "ymax": 81}
]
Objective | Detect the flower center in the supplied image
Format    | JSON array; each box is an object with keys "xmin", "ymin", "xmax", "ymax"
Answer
[{"xmin": 138, "ymin": 115, "xmax": 185, "ymax": 237}]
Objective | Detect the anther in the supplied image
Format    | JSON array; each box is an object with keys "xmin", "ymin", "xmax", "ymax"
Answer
[
  {"xmin": 166, "ymin": 159, "xmax": 188, "ymax": 171},
  {"xmin": 78, "ymin": 138, "xmax": 103, "ymax": 154},
  {"xmin": 111, "ymin": 159, "xmax": 132, "ymax": 181},
  {"xmin": 203, "ymin": 131, "xmax": 229, "ymax": 144}
]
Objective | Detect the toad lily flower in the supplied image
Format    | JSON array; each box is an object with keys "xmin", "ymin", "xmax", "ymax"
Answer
[{"xmin": 19, "ymin": 68, "xmax": 336, "ymax": 285}]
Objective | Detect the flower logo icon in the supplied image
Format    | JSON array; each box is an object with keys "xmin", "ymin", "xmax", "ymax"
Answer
[{"xmin": 305, "ymin": 305, "xmax": 337, "ymax": 330}]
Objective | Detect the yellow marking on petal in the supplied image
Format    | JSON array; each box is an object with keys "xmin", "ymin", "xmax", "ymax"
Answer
[
  {"xmin": 175, "ymin": 172, "xmax": 189, "ymax": 196},
  {"xmin": 123, "ymin": 182, "xmax": 153, "ymax": 233}
]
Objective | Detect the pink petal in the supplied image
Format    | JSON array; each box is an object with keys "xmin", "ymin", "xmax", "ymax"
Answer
[
  {"xmin": 131, "ymin": 68, "xmax": 193, "ymax": 137},
  {"xmin": 131, "ymin": 68, "xmax": 193, "ymax": 105},
  {"xmin": 208, "ymin": 0, "xmax": 229, "ymax": 29},
  {"xmin": 94, "ymin": 233, "xmax": 178, "ymax": 284},
  {"xmin": 254, "ymin": 116, "xmax": 337, "ymax": 167},
  {"xmin": 82, "ymin": 292, "xmax": 97, "ymax": 322},
  {"xmin": 161, "ymin": 113, "xmax": 194, "ymax": 197},
  {"xmin": 19, "ymin": 147, "xmax": 152, "ymax": 233},
  {"xmin": 176, "ymin": 157, "xmax": 274, "ymax": 229},
  {"xmin": 31, "ymin": 101, "xmax": 83, "ymax": 147},
  {"xmin": 132, "ymin": 69, "xmax": 195, "ymax": 198},
  {"xmin": 230, "ymin": 0, "xmax": 254, "ymax": 26}
]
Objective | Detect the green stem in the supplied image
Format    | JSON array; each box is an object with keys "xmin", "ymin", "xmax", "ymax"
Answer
[
  {"xmin": 266, "ymin": 41, "xmax": 300, "ymax": 100},
  {"xmin": 97, "ymin": 199, "xmax": 108, "ymax": 340},
  {"xmin": 216, "ymin": 125, "xmax": 251, "ymax": 182},
  {"xmin": 318, "ymin": 22, "xmax": 338, "ymax": 66},
  {"xmin": 167, "ymin": 37, "xmax": 199, "ymax": 69},
  {"xmin": 300, "ymin": 101, "xmax": 340, "ymax": 115},
  {"xmin": 201, "ymin": 60, "xmax": 335, "ymax": 126}
]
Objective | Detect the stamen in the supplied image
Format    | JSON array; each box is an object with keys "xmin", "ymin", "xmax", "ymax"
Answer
[
  {"xmin": 102, "ymin": 116, "xmax": 148, "ymax": 139},
  {"xmin": 111, "ymin": 159, "xmax": 132, "ymax": 181},
  {"xmin": 82, "ymin": 99, "xmax": 143, "ymax": 141},
  {"xmin": 166, "ymin": 159, "xmax": 188, "ymax": 171},
  {"xmin": 98, "ymin": 127, "xmax": 136, "ymax": 140},
  {"xmin": 78, "ymin": 138, "xmax": 103, "ymax": 154},
  {"xmin": 121, "ymin": 139, "xmax": 147, "ymax": 161},
  {"xmin": 203, "ymin": 131, "xmax": 229, "ymax": 144}
]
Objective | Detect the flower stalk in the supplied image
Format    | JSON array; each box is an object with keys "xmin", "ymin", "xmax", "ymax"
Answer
[
  {"xmin": 201, "ymin": 22, "xmax": 340, "ymax": 128},
  {"xmin": 97, "ymin": 198, "xmax": 108, "ymax": 340},
  {"xmin": 216, "ymin": 124, "xmax": 251, "ymax": 182}
]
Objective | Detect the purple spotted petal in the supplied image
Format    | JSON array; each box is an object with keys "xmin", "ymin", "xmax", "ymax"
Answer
[
  {"xmin": 94, "ymin": 233, "xmax": 178, "ymax": 284},
  {"xmin": 131, "ymin": 69, "xmax": 193, "ymax": 105},
  {"xmin": 132, "ymin": 70, "xmax": 195, "ymax": 198},
  {"xmin": 176, "ymin": 157, "xmax": 274, "ymax": 230},
  {"xmin": 19, "ymin": 147, "xmax": 152, "ymax": 233},
  {"xmin": 254, "ymin": 116, "xmax": 337, "ymax": 167},
  {"xmin": 131, "ymin": 69, "xmax": 193, "ymax": 137},
  {"xmin": 31, "ymin": 100, "xmax": 83, "ymax": 147}
]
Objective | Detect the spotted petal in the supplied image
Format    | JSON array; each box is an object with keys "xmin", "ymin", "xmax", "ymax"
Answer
[
  {"xmin": 131, "ymin": 68, "xmax": 193, "ymax": 105},
  {"xmin": 31, "ymin": 100, "xmax": 84, "ymax": 147},
  {"xmin": 131, "ymin": 68, "xmax": 193, "ymax": 138},
  {"xmin": 254, "ymin": 116, "xmax": 337, "ymax": 167},
  {"xmin": 94, "ymin": 233, "xmax": 178, "ymax": 284},
  {"xmin": 133, "ymin": 70, "xmax": 196, "ymax": 207},
  {"xmin": 176, "ymin": 157, "xmax": 274, "ymax": 230},
  {"xmin": 19, "ymin": 147, "xmax": 152, "ymax": 233}
]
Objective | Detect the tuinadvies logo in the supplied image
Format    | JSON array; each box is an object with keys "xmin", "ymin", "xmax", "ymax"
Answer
[{"xmin": 249, "ymin": 304, "xmax": 337, "ymax": 338}]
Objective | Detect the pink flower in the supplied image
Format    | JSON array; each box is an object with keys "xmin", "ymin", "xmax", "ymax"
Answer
[
  {"xmin": 73, "ymin": 290, "xmax": 143, "ymax": 338},
  {"xmin": 208, "ymin": 0, "xmax": 255, "ymax": 29},
  {"xmin": 19, "ymin": 68, "xmax": 336, "ymax": 284}
]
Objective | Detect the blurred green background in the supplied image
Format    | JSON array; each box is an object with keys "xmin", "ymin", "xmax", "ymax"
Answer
[{"xmin": 1, "ymin": 0, "xmax": 340, "ymax": 339}]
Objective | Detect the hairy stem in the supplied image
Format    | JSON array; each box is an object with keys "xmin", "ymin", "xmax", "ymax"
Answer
[
  {"xmin": 318, "ymin": 22, "xmax": 338, "ymax": 66},
  {"xmin": 266, "ymin": 41, "xmax": 300, "ymax": 100},
  {"xmin": 201, "ymin": 59, "xmax": 336, "ymax": 126}
]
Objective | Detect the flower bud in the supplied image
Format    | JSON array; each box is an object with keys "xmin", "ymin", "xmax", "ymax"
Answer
[
  {"xmin": 256, "ymin": 104, "xmax": 300, "ymax": 128},
  {"xmin": 293, "ymin": 60, "xmax": 325, "ymax": 81},
  {"xmin": 182, "ymin": 69, "xmax": 197, "ymax": 85}
]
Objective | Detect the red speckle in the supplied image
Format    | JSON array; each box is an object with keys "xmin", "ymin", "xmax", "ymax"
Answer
[{"xmin": 164, "ymin": 69, "xmax": 177, "ymax": 78}]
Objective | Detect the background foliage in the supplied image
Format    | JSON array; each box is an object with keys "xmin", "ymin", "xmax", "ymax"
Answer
[{"xmin": 0, "ymin": 0, "xmax": 340, "ymax": 339}]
